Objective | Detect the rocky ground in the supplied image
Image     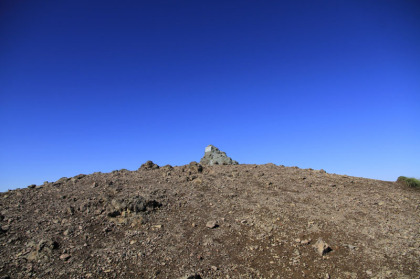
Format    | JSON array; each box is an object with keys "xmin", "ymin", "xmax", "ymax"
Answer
[{"xmin": 0, "ymin": 162, "xmax": 419, "ymax": 278}]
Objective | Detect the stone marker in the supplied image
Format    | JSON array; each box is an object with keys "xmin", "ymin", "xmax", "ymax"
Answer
[{"xmin": 200, "ymin": 145, "xmax": 238, "ymax": 166}]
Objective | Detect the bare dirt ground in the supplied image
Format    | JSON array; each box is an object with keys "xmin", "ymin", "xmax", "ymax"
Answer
[{"xmin": 0, "ymin": 163, "xmax": 419, "ymax": 278}]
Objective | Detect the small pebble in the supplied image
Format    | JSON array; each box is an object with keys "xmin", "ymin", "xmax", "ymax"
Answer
[{"xmin": 59, "ymin": 254, "xmax": 71, "ymax": 261}]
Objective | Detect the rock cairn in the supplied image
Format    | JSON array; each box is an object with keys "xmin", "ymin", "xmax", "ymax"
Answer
[{"xmin": 200, "ymin": 145, "xmax": 238, "ymax": 166}]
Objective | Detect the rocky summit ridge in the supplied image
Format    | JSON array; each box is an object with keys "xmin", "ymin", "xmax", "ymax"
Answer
[{"xmin": 0, "ymin": 146, "xmax": 419, "ymax": 279}]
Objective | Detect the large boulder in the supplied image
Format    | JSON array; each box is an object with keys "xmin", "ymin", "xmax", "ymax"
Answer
[{"xmin": 200, "ymin": 145, "xmax": 238, "ymax": 166}]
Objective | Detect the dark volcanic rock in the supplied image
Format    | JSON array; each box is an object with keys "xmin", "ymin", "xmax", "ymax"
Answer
[
  {"xmin": 107, "ymin": 196, "xmax": 161, "ymax": 217},
  {"xmin": 139, "ymin": 160, "xmax": 160, "ymax": 170},
  {"xmin": 26, "ymin": 239, "xmax": 59, "ymax": 262},
  {"xmin": 188, "ymin": 161, "xmax": 203, "ymax": 173},
  {"xmin": 200, "ymin": 145, "xmax": 238, "ymax": 166}
]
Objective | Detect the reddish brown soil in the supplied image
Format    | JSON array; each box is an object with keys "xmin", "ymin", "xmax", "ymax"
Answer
[{"xmin": 0, "ymin": 163, "xmax": 419, "ymax": 278}]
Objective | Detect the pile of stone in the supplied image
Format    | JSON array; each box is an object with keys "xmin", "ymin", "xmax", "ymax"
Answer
[
  {"xmin": 200, "ymin": 145, "xmax": 238, "ymax": 166},
  {"xmin": 139, "ymin": 160, "xmax": 159, "ymax": 170}
]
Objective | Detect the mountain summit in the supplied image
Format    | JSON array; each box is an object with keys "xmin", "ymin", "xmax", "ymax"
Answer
[
  {"xmin": 0, "ymin": 158, "xmax": 418, "ymax": 278},
  {"xmin": 200, "ymin": 145, "xmax": 238, "ymax": 166}
]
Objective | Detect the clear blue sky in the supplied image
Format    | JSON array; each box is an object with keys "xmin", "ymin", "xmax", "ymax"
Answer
[{"xmin": 1, "ymin": 1, "xmax": 419, "ymax": 191}]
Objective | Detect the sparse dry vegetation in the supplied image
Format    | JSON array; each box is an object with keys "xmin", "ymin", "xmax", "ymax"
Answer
[{"xmin": 397, "ymin": 176, "xmax": 420, "ymax": 189}]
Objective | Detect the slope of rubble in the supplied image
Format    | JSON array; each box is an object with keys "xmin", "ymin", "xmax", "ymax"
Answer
[{"xmin": 0, "ymin": 162, "xmax": 419, "ymax": 279}]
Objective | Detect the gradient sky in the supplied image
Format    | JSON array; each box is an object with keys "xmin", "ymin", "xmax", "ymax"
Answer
[{"xmin": 1, "ymin": 0, "xmax": 419, "ymax": 191}]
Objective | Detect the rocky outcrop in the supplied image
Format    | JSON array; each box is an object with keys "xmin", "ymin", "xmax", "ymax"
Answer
[
  {"xmin": 107, "ymin": 196, "xmax": 161, "ymax": 217},
  {"xmin": 139, "ymin": 160, "xmax": 159, "ymax": 170},
  {"xmin": 200, "ymin": 145, "xmax": 238, "ymax": 166}
]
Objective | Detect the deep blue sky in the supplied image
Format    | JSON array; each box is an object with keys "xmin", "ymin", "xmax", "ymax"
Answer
[{"xmin": 1, "ymin": 1, "xmax": 419, "ymax": 191}]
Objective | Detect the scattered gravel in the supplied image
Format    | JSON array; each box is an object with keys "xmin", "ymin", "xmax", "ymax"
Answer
[{"xmin": 0, "ymin": 162, "xmax": 419, "ymax": 278}]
